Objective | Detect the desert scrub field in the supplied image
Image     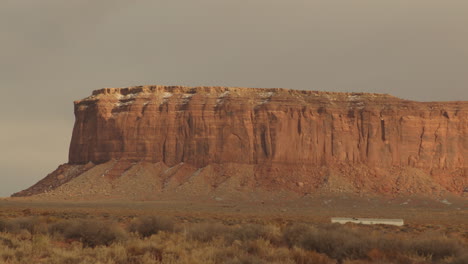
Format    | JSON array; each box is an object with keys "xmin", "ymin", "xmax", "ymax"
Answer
[{"xmin": 0, "ymin": 215, "xmax": 466, "ymax": 264}]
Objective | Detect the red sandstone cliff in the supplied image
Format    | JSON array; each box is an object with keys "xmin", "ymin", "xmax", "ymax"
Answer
[{"xmin": 13, "ymin": 86, "xmax": 467, "ymax": 198}]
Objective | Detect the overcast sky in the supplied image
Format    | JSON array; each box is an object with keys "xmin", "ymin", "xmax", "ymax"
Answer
[{"xmin": 1, "ymin": 0, "xmax": 467, "ymax": 197}]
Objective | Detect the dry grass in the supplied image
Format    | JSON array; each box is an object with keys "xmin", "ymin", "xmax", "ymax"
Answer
[
  {"xmin": 49, "ymin": 219, "xmax": 127, "ymax": 247},
  {"xmin": 128, "ymin": 215, "xmax": 174, "ymax": 238},
  {"xmin": 283, "ymin": 223, "xmax": 466, "ymax": 263},
  {"xmin": 0, "ymin": 214, "xmax": 466, "ymax": 264},
  {"xmin": 187, "ymin": 222, "xmax": 230, "ymax": 242}
]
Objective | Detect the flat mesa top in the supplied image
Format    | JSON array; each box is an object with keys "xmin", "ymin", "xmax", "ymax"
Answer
[
  {"xmin": 331, "ymin": 217, "xmax": 404, "ymax": 222},
  {"xmin": 80, "ymin": 85, "xmax": 466, "ymax": 105},
  {"xmin": 90, "ymin": 85, "xmax": 394, "ymax": 98},
  {"xmin": 72, "ymin": 85, "xmax": 416, "ymax": 109}
]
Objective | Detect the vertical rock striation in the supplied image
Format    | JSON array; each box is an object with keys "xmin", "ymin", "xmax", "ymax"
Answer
[
  {"xmin": 13, "ymin": 85, "xmax": 467, "ymax": 198},
  {"xmin": 70, "ymin": 86, "xmax": 466, "ymax": 170}
]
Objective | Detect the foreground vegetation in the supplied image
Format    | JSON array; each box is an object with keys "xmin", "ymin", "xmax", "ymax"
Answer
[{"xmin": 0, "ymin": 215, "xmax": 466, "ymax": 264}]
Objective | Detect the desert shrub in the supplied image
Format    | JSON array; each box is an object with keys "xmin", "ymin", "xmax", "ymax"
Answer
[
  {"xmin": 0, "ymin": 217, "xmax": 47, "ymax": 235},
  {"xmin": 188, "ymin": 222, "xmax": 230, "ymax": 242},
  {"xmin": 128, "ymin": 215, "xmax": 174, "ymax": 237},
  {"xmin": 241, "ymin": 239, "xmax": 265, "ymax": 256},
  {"xmin": 125, "ymin": 239, "xmax": 163, "ymax": 261},
  {"xmin": 0, "ymin": 218, "xmax": 9, "ymax": 232},
  {"xmin": 225, "ymin": 255, "xmax": 264, "ymax": 264},
  {"xmin": 266, "ymin": 248, "xmax": 294, "ymax": 263},
  {"xmin": 50, "ymin": 219, "xmax": 126, "ymax": 247},
  {"xmin": 215, "ymin": 247, "xmax": 264, "ymax": 264},
  {"xmin": 370, "ymin": 235, "xmax": 405, "ymax": 254},
  {"xmin": 55, "ymin": 256, "xmax": 82, "ymax": 264},
  {"xmin": 365, "ymin": 248, "xmax": 386, "ymax": 262},
  {"xmin": 16, "ymin": 229, "xmax": 32, "ymax": 241},
  {"xmin": 13, "ymin": 217, "xmax": 38, "ymax": 233},
  {"xmin": 282, "ymin": 223, "xmax": 313, "ymax": 247},
  {"xmin": 0, "ymin": 237, "xmax": 16, "ymax": 249},
  {"xmin": 22, "ymin": 217, "xmax": 48, "ymax": 234},
  {"xmin": 188, "ymin": 222, "xmax": 277, "ymax": 244},
  {"xmin": 450, "ymin": 253, "xmax": 468, "ymax": 264},
  {"xmin": 1, "ymin": 249, "xmax": 15, "ymax": 263},
  {"xmin": 291, "ymin": 247, "xmax": 337, "ymax": 264},
  {"xmin": 365, "ymin": 248, "xmax": 413, "ymax": 264},
  {"xmin": 225, "ymin": 224, "xmax": 270, "ymax": 243},
  {"xmin": 214, "ymin": 247, "xmax": 240, "ymax": 263},
  {"xmin": 238, "ymin": 238, "xmax": 292, "ymax": 263},
  {"xmin": 14, "ymin": 250, "xmax": 26, "ymax": 261},
  {"xmin": 31, "ymin": 234, "xmax": 52, "ymax": 259},
  {"xmin": 284, "ymin": 224, "xmax": 466, "ymax": 263},
  {"xmin": 408, "ymin": 233, "xmax": 463, "ymax": 261},
  {"xmin": 297, "ymin": 224, "xmax": 372, "ymax": 261},
  {"xmin": 48, "ymin": 220, "xmax": 72, "ymax": 235}
]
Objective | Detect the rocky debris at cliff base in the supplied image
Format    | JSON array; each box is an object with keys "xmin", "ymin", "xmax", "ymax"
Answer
[
  {"xmin": 13, "ymin": 85, "xmax": 468, "ymax": 199},
  {"xmin": 12, "ymin": 159, "xmax": 463, "ymax": 201}
]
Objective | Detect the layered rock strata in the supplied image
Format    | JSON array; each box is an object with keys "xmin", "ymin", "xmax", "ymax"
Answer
[{"xmin": 13, "ymin": 86, "xmax": 467, "ymax": 198}]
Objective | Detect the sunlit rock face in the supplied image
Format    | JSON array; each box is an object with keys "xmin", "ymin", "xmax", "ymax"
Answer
[
  {"xmin": 13, "ymin": 85, "xmax": 467, "ymax": 198},
  {"xmin": 70, "ymin": 85, "xmax": 466, "ymax": 171}
]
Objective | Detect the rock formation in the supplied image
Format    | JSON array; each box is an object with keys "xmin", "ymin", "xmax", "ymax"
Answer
[{"xmin": 13, "ymin": 86, "xmax": 467, "ymax": 198}]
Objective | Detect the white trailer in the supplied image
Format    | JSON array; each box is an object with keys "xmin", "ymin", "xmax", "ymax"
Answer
[{"xmin": 331, "ymin": 217, "xmax": 404, "ymax": 226}]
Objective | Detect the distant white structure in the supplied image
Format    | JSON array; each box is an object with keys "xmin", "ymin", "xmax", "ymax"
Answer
[{"xmin": 331, "ymin": 217, "xmax": 404, "ymax": 226}]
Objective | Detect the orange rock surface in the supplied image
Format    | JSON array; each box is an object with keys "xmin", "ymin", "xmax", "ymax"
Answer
[{"xmin": 13, "ymin": 86, "xmax": 468, "ymax": 198}]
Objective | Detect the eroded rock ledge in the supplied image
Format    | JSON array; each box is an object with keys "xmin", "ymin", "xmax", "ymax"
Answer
[
  {"xmin": 13, "ymin": 86, "xmax": 467, "ymax": 198},
  {"xmin": 71, "ymin": 86, "xmax": 466, "ymax": 170}
]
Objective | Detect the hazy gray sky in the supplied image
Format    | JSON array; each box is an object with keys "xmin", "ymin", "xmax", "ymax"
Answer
[{"xmin": 1, "ymin": 0, "xmax": 467, "ymax": 196}]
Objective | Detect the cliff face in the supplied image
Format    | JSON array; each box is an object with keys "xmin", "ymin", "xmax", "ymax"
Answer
[
  {"xmin": 13, "ymin": 86, "xmax": 468, "ymax": 198},
  {"xmin": 70, "ymin": 86, "xmax": 466, "ymax": 170}
]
